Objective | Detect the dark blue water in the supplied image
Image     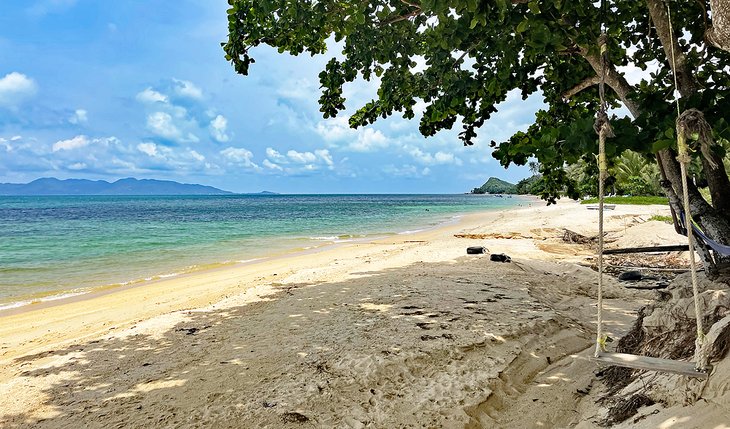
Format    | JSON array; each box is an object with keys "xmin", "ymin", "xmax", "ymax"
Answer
[{"xmin": 0, "ymin": 194, "xmax": 523, "ymax": 308}]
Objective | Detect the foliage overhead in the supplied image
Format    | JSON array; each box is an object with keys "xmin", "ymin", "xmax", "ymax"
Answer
[{"xmin": 223, "ymin": 0, "xmax": 730, "ymax": 204}]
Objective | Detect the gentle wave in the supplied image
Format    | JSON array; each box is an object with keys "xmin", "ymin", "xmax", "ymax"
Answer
[{"xmin": 0, "ymin": 289, "xmax": 90, "ymax": 312}]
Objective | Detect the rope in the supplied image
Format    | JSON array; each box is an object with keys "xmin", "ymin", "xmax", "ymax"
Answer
[
  {"xmin": 668, "ymin": 4, "xmax": 708, "ymax": 372},
  {"xmin": 594, "ymin": 32, "xmax": 613, "ymax": 358}
]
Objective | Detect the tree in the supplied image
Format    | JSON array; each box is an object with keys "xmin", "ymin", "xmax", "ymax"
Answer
[
  {"xmin": 223, "ymin": 0, "xmax": 730, "ymax": 275},
  {"xmin": 612, "ymin": 150, "xmax": 661, "ymax": 196}
]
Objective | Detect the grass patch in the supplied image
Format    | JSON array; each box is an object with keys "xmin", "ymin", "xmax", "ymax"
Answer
[
  {"xmin": 648, "ymin": 214, "xmax": 673, "ymax": 223},
  {"xmin": 580, "ymin": 196, "xmax": 668, "ymax": 205}
]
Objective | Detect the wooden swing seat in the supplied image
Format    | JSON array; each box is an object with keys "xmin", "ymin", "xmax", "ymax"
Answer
[{"xmin": 592, "ymin": 352, "xmax": 711, "ymax": 379}]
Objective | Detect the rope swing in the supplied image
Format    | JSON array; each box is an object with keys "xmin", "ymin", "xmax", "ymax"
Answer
[{"xmin": 591, "ymin": 3, "xmax": 710, "ymax": 377}]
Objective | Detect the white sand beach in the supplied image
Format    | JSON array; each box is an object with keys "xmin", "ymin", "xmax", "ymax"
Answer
[{"xmin": 1, "ymin": 201, "xmax": 728, "ymax": 428}]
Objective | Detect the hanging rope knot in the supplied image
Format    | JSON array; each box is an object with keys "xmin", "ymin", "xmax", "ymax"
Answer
[
  {"xmin": 598, "ymin": 33, "xmax": 608, "ymax": 55},
  {"xmin": 593, "ymin": 111, "xmax": 614, "ymax": 138},
  {"xmin": 676, "ymin": 108, "xmax": 718, "ymax": 169}
]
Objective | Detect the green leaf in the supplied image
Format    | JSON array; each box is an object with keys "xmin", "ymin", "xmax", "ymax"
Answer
[
  {"xmin": 652, "ymin": 139, "xmax": 674, "ymax": 153},
  {"xmin": 516, "ymin": 19, "xmax": 529, "ymax": 33}
]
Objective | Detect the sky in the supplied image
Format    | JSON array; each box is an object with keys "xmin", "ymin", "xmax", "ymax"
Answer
[{"xmin": 0, "ymin": 0, "xmax": 540, "ymax": 193}]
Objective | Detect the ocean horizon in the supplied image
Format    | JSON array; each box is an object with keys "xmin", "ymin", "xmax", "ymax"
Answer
[{"xmin": 0, "ymin": 194, "xmax": 528, "ymax": 310}]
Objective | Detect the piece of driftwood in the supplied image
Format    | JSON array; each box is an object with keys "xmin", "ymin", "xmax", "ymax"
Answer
[
  {"xmin": 586, "ymin": 204, "xmax": 616, "ymax": 210},
  {"xmin": 604, "ymin": 245, "xmax": 690, "ymax": 255},
  {"xmin": 563, "ymin": 229, "xmax": 597, "ymax": 244},
  {"xmin": 608, "ymin": 265, "xmax": 697, "ymax": 273}
]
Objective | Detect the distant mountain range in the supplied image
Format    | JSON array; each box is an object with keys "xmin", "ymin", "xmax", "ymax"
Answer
[{"xmin": 0, "ymin": 178, "xmax": 234, "ymax": 196}]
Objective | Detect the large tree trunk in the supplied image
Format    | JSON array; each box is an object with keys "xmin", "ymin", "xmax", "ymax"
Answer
[
  {"xmin": 579, "ymin": 0, "xmax": 730, "ymax": 277},
  {"xmin": 706, "ymin": 0, "xmax": 730, "ymax": 51}
]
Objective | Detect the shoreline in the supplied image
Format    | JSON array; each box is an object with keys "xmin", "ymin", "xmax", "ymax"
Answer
[
  {"xmin": 0, "ymin": 197, "xmax": 530, "ymax": 315},
  {"xmin": 0, "ymin": 203, "xmax": 545, "ymax": 364}
]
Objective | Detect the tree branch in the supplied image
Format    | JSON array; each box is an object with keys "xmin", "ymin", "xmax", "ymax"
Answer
[
  {"xmin": 379, "ymin": 5, "xmax": 422, "ymax": 27},
  {"xmin": 400, "ymin": 0, "xmax": 420, "ymax": 8},
  {"xmin": 561, "ymin": 75, "xmax": 600, "ymax": 100},
  {"xmin": 579, "ymin": 47, "xmax": 641, "ymax": 118},
  {"xmin": 645, "ymin": 0, "xmax": 698, "ymax": 97}
]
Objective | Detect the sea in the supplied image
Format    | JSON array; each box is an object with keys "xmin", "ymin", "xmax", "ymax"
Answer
[{"xmin": 0, "ymin": 194, "xmax": 526, "ymax": 310}]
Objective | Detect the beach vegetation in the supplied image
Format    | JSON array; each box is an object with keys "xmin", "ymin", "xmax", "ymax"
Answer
[
  {"xmin": 648, "ymin": 214, "xmax": 674, "ymax": 223},
  {"xmin": 580, "ymin": 196, "xmax": 668, "ymax": 205},
  {"xmin": 223, "ymin": 0, "xmax": 730, "ymax": 274}
]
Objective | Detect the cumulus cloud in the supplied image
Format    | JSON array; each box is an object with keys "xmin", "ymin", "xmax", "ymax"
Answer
[
  {"xmin": 189, "ymin": 150, "xmax": 205, "ymax": 162},
  {"xmin": 146, "ymin": 112, "xmax": 198, "ymax": 143},
  {"xmin": 315, "ymin": 116, "xmax": 355, "ymax": 142},
  {"xmin": 220, "ymin": 147, "xmax": 259, "ymax": 169},
  {"xmin": 172, "ymin": 78, "xmax": 203, "ymax": 99},
  {"xmin": 262, "ymin": 147, "xmax": 336, "ymax": 174},
  {"xmin": 67, "ymin": 162, "xmax": 87, "ymax": 170},
  {"xmin": 209, "ymin": 114, "xmax": 230, "ymax": 142},
  {"xmin": 265, "ymin": 148, "xmax": 287, "ymax": 163},
  {"xmin": 137, "ymin": 142, "xmax": 159, "ymax": 157},
  {"xmin": 0, "ymin": 72, "xmax": 38, "ymax": 107},
  {"xmin": 263, "ymin": 159, "xmax": 284, "ymax": 171},
  {"xmin": 315, "ymin": 149, "xmax": 334, "ymax": 167},
  {"xmin": 53, "ymin": 135, "xmax": 90, "ymax": 152},
  {"xmin": 286, "ymin": 149, "xmax": 317, "ymax": 164},
  {"xmin": 384, "ymin": 164, "xmax": 431, "ymax": 178},
  {"xmin": 136, "ymin": 87, "xmax": 168, "ymax": 104},
  {"xmin": 350, "ymin": 129, "xmax": 388, "ymax": 152},
  {"xmin": 68, "ymin": 109, "xmax": 88, "ymax": 124},
  {"xmin": 147, "ymin": 112, "xmax": 180, "ymax": 140},
  {"xmin": 408, "ymin": 147, "xmax": 462, "ymax": 166}
]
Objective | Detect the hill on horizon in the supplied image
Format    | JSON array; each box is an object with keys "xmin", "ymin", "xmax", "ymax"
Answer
[
  {"xmin": 471, "ymin": 177, "xmax": 518, "ymax": 195},
  {"xmin": 0, "ymin": 177, "xmax": 233, "ymax": 196}
]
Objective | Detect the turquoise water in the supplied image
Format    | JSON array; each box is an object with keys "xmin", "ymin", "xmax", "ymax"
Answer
[{"xmin": 0, "ymin": 194, "xmax": 523, "ymax": 308}]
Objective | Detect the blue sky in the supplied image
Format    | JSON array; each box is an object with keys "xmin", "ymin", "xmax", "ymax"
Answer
[{"xmin": 0, "ymin": 0, "xmax": 539, "ymax": 193}]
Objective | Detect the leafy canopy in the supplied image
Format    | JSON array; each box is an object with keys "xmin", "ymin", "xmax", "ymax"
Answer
[{"xmin": 223, "ymin": 0, "xmax": 730, "ymax": 202}]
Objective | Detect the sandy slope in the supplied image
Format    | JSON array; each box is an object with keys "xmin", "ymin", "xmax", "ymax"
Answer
[{"xmin": 2, "ymin": 200, "xmax": 724, "ymax": 428}]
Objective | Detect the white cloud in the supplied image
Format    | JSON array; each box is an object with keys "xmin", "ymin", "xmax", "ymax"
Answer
[
  {"xmin": 67, "ymin": 162, "xmax": 87, "ymax": 170},
  {"xmin": 315, "ymin": 116, "xmax": 355, "ymax": 141},
  {"xmin": 266, "ymin": 148, "xmax": 287, "ymax": 163},
  {"xmin": 136, "ymin": 87, "xmax": 168, "ymax": 104},
  {"xmin": 68, "ymin": 109, "xmax": 88, "ymax": 124},
  {"xmin": 137, "ymin": 142, "xmax": 159, "ymax": 157},
  {"xmin": 350, "ymin": 128, "xmax": 388, "ymax": 152},
  {"xmin": 262, "ymin": 147, "xmax": 335, "ymax": 174},
  {"xmin": 263, "ymin": 159, "xmax": 284, "ymax": 171},
  {"xmin": 220, "ymin": 147, "xmax": 259, "ymax": 169},
  {"xmin": 0, "ymin": 72, "xmax": 38, "ymax": 107},
  {"xmin": 189, "ymin": 150, "xmax": 205, "ymax": 162},
  {"xmin": 147, "ymin": 112, "xmax": 184, "ymax": 141},
  {"xmin": 172, "ymin": 78, "xmax": 203, "ymax": 99},
  {"xmin": 384, "ymin": 164, "xmax": 431, "ymax": 178},
  {"xmin": 209, "ymin": 114, "xmax": 230, "ymax": 143},
  {"xmin": 408, "ymin": 147, "xmax": 462, "ymax": 166},
  {"xmin": 52, "ymin": 135, "xmax": 90, "ymax": 152},
  {"xmin": 286, "ymin": 150, "xmax": 317, "ymax": 164},
  {"xmin": 0, "ymin": 138, "xmax": 11, "ymax": 152},
  {"xmin": 315, "ymin": 149, "xmax": 334, "ymax": 167},
  {"xmin": 277, "ymin": 78, "xmax": 317, "ymax": 100}
]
